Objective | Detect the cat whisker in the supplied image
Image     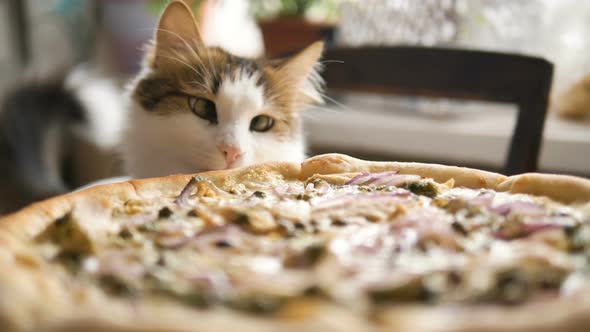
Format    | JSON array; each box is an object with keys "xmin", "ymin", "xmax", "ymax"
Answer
[
  {"xmin": 179, "ymin": 47, "xmax": 214, "ymax": 84},
  {"xmin": 316, "ymin": 92, "xmax": 350, "ymax": 112},
  {"xmin": 154, "ymin": 28, "xmax": 202, "ymax": 59},
  {"xmin": 263, "ymin": 94, "xmax": 287, "ymax": 106},
  {"xmin": 301, "ymin": 104, "xmax": 341, "ymax": 112},
  {"xmin": 155, "ymin": 28, "xmax": 216, "ymax": 82},
  {"xmin": 318, "ymin": 60, "xmax": 345, "ymax": 64},
  {"xmin": 190, "ymin": 53, "xmax": 217, "ymax": 92},
  {"xmin": 187, "ymin": 80, "xmax": 210, "ymax": 92},
  {"xmin": 157, "ymin": 54, "xmax": 206, "ymax": 83},
  {"xmin": 203, "ymin": 49, "xmax": 219, "ymax": 85},
  {"xmin": 169, "ymin": 49, "xmax": 211, "ymax": 84}
]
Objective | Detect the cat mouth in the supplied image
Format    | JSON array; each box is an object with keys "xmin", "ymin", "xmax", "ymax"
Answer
[
  {"xmin": 223, "ymin": 162, "xmax": 243, "ymax": 170},
  {"xmin": 224, "ymin": 159, "xmax": 241, "ymax": 170}
]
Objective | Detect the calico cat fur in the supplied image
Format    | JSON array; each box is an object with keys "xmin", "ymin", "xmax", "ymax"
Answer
[{"xmin": 122, "ymin": 1, "xmax": 324, "ymax": 178}]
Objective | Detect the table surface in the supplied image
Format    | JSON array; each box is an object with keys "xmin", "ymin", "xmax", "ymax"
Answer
[{"xmin": 303, "ymin": 95, "xmax": 590, "ymax": 176}]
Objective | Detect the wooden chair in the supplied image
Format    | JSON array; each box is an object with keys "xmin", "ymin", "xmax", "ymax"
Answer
[
  {"xmin": 6, "ymin": 0, "xmax": 31, "ymax": 67},
  {"xmin": 321, "ymin": 46, "xmax": 554, "ymax": 175}
]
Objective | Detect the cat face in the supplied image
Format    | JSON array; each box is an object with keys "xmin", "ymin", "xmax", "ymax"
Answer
[{"xmin": 123, "ymin": 1, "xmax": 323, "ymax": 178}]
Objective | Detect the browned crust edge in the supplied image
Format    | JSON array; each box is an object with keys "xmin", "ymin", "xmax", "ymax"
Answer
[
  {"xmin": 0, "ymin": 161, "xmax": 301, "ymax": 239},
  {"xmin": 300, "ymin": 153, "xmax": 507, "ymax": 189},
  {"xmin": 1, "ymin": 153, "xmax": 590, "ymax": 332},
  {"xmin": 497, "ymin": 173, "xmax": 590, "ymax": 204}
]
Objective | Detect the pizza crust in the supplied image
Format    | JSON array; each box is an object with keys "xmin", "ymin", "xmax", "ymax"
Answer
[
  {"xmin": 38, "ymin": 299, "xmax": 378, "ymax": 332},
  {"xmin": 1, "ymin": 153, "xmax": 590, "ymax": 332},
  {"xmin": 378, "ymin": 296, "xmax": 590, "ymax": 332},
  {"xmin": 497, "ymin": 173, "xmax": 590, "ymax": 204},
  {"xmin": 300, "ymin": 154, "xmax": 507, "ymax": 189},
  {"xmin": 2, "ymin": 161, "xmax": 301, "ymax": 241},
  {"xmin": 302, "ymin": 154, "xmax": 590, "ymax": 204}
]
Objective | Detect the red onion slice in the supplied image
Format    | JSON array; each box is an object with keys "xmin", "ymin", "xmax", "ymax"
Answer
[
  {"xmin": 189, "ymin": 270, "xmax": 231, "ymax": 298},
  {"xmin": 272, "ymin": 183, "xmax": 288, "ymax": 196},
  {"xmin": 174, "ymin": 176, "xmax": 200, "ymax": 207},
  {"xmin": 314, "ymin": 181, "xmax": 333, "ymax": 195},
  {"xmin": 490, "ymin": 201, "xmax": 544, "ymax": 217},
  {"xmin": 174, "ymin": 176, "xmax": 228, "ymax": 207},
  {"xmin": 466, "ymin": 191, "xmax": 495, "ymax": 207},
  {"xmin": 344, "ymin": 171, "xmax": 421, "ymax": 188},
  {"xmin": 303, "ymin": 181, "xmax": 333, "ymax": 196},
  {"xmin": 273, "ymin": 183, "xmax": 304, "ymax": 197},
  {"xmin": 345, "ymin": 171, "xmax": 400, "ymax": 185},
  {"xmin": 389, "ymin": 207, "xmax": 458, "ymax": 249},
  {"xmin": 493, "ymin": 223, "xmax": 563, "ymax": 240},
  {"xmin": 344, "ymin": 173, "xmax": 371, "ymax": 185},
  {"xmin": 373, "ymin": 174, "xmax": 422, "ymax": 187}
]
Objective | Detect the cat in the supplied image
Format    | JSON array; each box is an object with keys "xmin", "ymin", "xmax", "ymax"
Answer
[
  {"xmin": 0, "ymin": 69, "xmax": 126, "ymax": 214},
  {"xmin": 0, "ymin": 78, "xmax": 84, "ymax": 214},
  {"xmin": 0, "ymin": 1, "xmax": 324, "ymax": 214},
  {"xmin": 122, "ymin": 1, "xmax": 324, "ymax": 178}
]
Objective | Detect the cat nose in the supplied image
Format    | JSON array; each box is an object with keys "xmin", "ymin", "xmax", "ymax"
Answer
[{"xmin": 217, "ymin": 144, "xmax": 243, "ymax": 167}]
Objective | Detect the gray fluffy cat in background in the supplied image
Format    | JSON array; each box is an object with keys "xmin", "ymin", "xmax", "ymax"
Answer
[
  {"xmin": 0, "ymin": 69, "xmax": 126, "ymax": 214},
  {"xmin": 0, "ymin": 78, "xmax": 85, "ymax": 213},
  {"xmin": 0, "ymin": 1, "xmax": 324, "ymax": 214}
]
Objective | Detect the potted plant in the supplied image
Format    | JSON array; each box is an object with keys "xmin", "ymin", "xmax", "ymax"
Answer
[{"xmin": 251, "ymin": 0, "xmax": 341, "ymax": 57}]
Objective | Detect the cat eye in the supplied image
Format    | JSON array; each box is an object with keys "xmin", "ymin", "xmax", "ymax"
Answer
[
  {"xmin": 250, "ymin": 115, "xmax": 275, "ymax": 132},
  {"xmin": 188, "ymin": 96, "xmax": 217, "ymax": 124}
]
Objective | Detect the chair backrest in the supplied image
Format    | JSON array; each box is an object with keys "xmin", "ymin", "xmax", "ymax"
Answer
[{"xmin": 321, "ymin": 46, "xmax": 554, "ymax": 175}]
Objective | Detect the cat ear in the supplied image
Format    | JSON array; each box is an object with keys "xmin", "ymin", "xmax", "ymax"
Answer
[
  {"xmin": 178, "ymin": 0, "xmax": 197, "ymax": 7},
  {"xmin": 152, "ymin": 1, "xmax": 204, "ymax": 67},
  {"xmin": 276, "ymin": 41, "xmax": 325, "ymax": 104}
]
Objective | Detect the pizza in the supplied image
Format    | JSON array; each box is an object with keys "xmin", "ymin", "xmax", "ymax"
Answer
[{"xmin": 1, "ymin": 153, "xmax": 590, "ymax": 332}]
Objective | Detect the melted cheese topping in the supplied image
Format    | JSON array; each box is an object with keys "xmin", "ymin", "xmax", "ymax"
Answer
[{"xmin": 32, "ymin": 173, "xmax": 590, "ymax": 315}]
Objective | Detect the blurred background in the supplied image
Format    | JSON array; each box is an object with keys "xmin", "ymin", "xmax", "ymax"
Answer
[{"xmin": 0, "ymin": 0, "xmax": 589, "ymax": 213}]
